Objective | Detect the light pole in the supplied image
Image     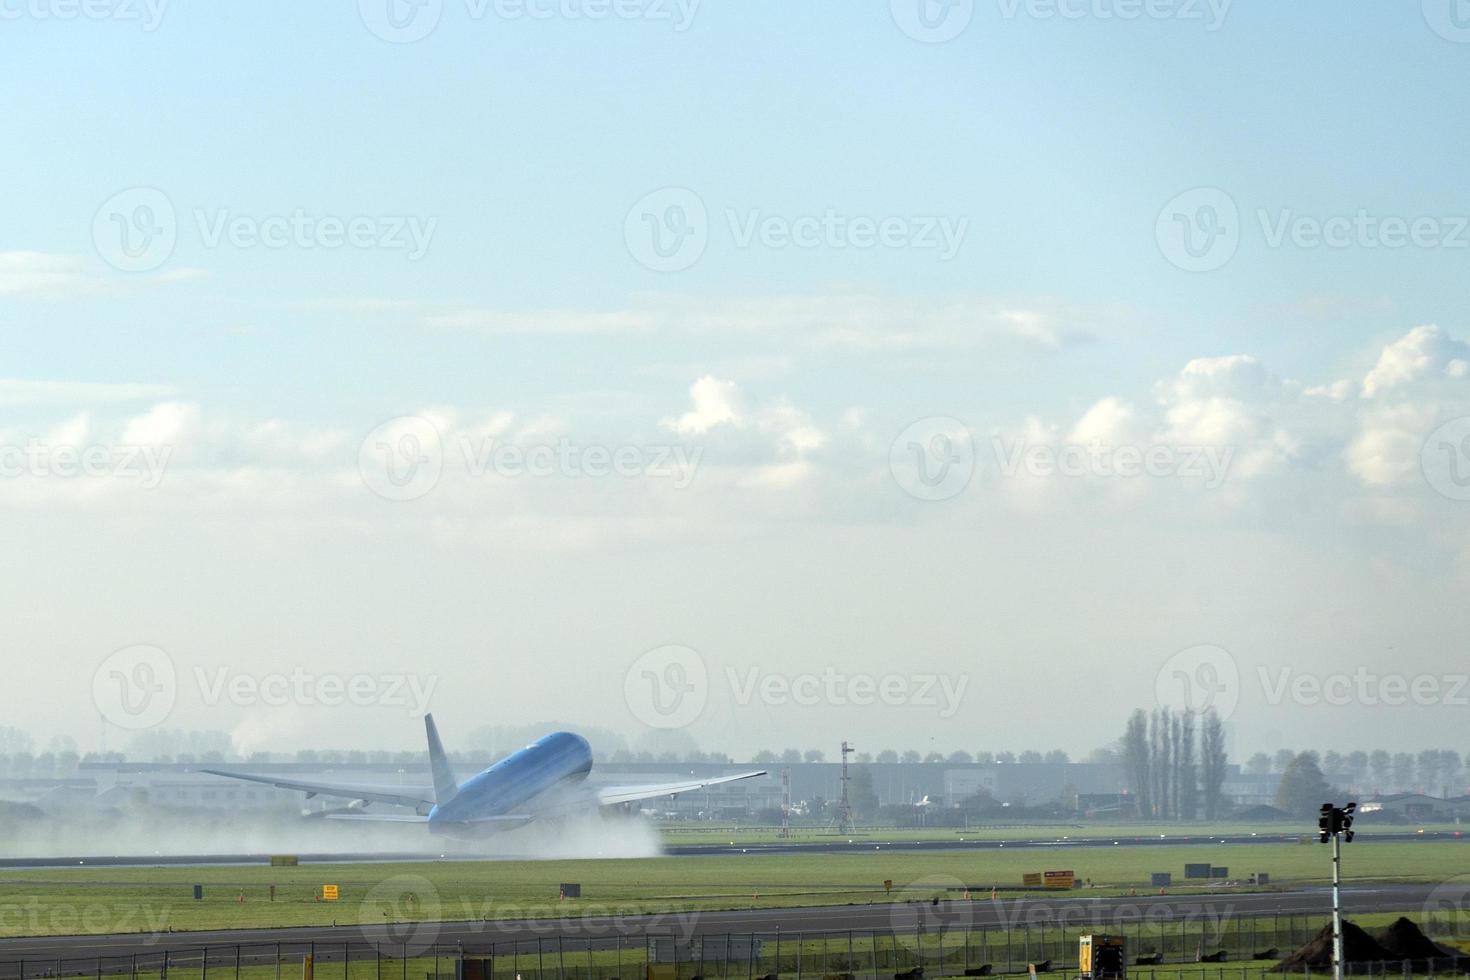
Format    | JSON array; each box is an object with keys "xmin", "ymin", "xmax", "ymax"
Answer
[{"xmin": 1318, "ymin": 801, "xmax": 1356, "ymax": 980}]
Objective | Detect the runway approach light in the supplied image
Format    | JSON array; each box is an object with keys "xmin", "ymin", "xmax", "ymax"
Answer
[
  {"xmin": 1318, "ymin": 802, "xmax": 1356, "ymax": 843},
  {"xmin": 1318, "ymin": 802, "xmax": 1357, "ymax": 980}
]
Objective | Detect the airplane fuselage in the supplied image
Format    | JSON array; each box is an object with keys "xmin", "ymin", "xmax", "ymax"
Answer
[{"xmin": 427, "ymin": 731, "xmax": 592, "ymax": 835}]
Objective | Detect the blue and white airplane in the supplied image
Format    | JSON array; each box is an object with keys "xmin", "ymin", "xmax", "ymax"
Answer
[{"xmin": 203, "ymin": 716, "xmax": 766, "ymax": 838}]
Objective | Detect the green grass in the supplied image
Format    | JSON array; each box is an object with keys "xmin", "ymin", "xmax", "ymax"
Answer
[
  {"xmin": 658, "ymin": 824, "xmax": 1470, "ymax": 845},
  {"xmin": 2, "ymin": 838, "xmax": 1467, "ymax": 939}
]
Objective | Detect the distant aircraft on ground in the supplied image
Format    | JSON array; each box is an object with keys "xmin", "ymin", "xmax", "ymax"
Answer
[{"xmin": 203, "ymin": 716, "xmax": 765, "ymax": 839}]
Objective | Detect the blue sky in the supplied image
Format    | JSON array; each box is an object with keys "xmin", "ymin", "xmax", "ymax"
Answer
[
  {"xmin": 4, "ymin": 1, "xmax": 1470, "ymax": 761},
  {"xmin": 6, "ymin": 1, "xmax": 1467, "ymax": 413}
]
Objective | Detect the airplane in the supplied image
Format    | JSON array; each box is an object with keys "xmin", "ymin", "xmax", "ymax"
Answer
[{"xmin": 202, "ymin": 715, "xmax": 766, "ymax": 839}]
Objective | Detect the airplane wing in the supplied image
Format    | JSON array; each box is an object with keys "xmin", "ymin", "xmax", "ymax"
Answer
[
  {"xmin": 596, "ymin": 770, "xmax": 768, "ymax": 806},
  {"xmin": 200, "ymin": 769, "xmax": 436, "ymax": 810}
]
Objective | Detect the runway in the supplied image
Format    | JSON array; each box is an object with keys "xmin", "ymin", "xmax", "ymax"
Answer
[
  {"xmin": 0, "ymin": 883, "xmax": 1448, "ymax": 965},
  {"xmin": 0, "ymin": 829, "xmax": 1460, "ymax": 869}
]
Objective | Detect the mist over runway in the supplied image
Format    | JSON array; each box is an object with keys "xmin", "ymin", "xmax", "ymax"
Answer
[{"xmin": 1, "ymin": 828, "xmax": 1461, "ymax": 869}]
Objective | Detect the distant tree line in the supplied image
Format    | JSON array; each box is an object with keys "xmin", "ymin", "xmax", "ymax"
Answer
[
  {"xmin": 1121, "ymin": 707, "xmax": 1230, "ymax": 820},
  {"xmin": 749, "ymin": 748, "xmax": 1074, "ymax": 765},
  {"xmin": 2, "ymin": 718, "xmax": 1464, "ymax": 798},
  {"xmin": 1244, "ymin": 747, "xmax": 1463, "ymax": 796}
]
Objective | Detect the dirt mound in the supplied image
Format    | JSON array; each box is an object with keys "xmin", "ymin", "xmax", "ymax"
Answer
[
  {"xmin": 1273, "ymin": 922, "xmax": 1393, "ymax": 970},
  {"xmin": 1374, "ymin": 917, "xmax": 1459, "ymax": 964},
  {"xmin": 1275, "ymin": 919, "xmax": 1462, "ymax": 972}
]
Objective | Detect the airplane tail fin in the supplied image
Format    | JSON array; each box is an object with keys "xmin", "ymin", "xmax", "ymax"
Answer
[{"xmin": 424, "ymin": 714, "xmax": 458, "ymax": 805}]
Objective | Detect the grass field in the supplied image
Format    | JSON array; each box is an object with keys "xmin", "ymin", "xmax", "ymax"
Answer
[
  {"xmin": 2, "ymin": 838, "xmax": 1467, "ymax": 939},
  {"xmin": 655, "ymin": 824, "xmax": 1469, "ymax": 845}
]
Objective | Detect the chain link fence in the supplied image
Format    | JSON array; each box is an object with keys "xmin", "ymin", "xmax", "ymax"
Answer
[{"xmin": 1, "ymin": 911, "xmax": 1466, "ymax": 980}]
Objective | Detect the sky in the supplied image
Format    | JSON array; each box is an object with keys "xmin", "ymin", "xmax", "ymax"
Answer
[{"xmin": 3, "ymin": 0, "xmax": 1470, "ymax": 762}]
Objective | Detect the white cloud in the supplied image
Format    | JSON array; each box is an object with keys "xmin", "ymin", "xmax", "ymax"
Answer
[
  {"xmin": 4, "ymin": 323, "xmax": 1467, "ymax": 530},
  {"xmin": 1067, "ymin": 397, "xmax": 1142, "ymax": 446},
  {"xmin": 758, "ymin": 402, "xmax": 826, "ymax": 456},
  {"xmin": 1345, "ymin": 403, "xmax": 1436, "ymax": 487},
  {"xmin": 1305, "ymin": 379, "xmax": 1353, "ymax": 401},
  {"xmin": 0, "ymin": 251, "xmax": 207, "ymax": 297},
  {"xmin": 1161, "ymin": 354, "xmax": 1281, "ymax": 404},
  {"xmin": 349, "ymin": 292, "xmax": 1102, "ymax": 353},
  {"xmin": 44, "ymin": 413, "xmax": 92, "ymax": 448},
  {"xmin": 122, "ymin": 402, "xmax": 202, "ymax": 447},
  {"xmin": 663, "ymin": 376, "xmax": 743, "ymax": 435},
  {"xmin": 0, "ymin": 252, "xmax": 91, "ymax": 296},
  {"xmin": 242, "ymin": 420, "xmax": 352, "ymax": 461},
  {"xmin": 0, "ymin": 380, "xmax": 176, "ymax": 407},
  {"xmin": 1361, "ymin": 324, "xmax": 1470, "ymax": 397},
  {"xmin": 426, "ymin": 309, "xmax": 658, "ymax": 334}
]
